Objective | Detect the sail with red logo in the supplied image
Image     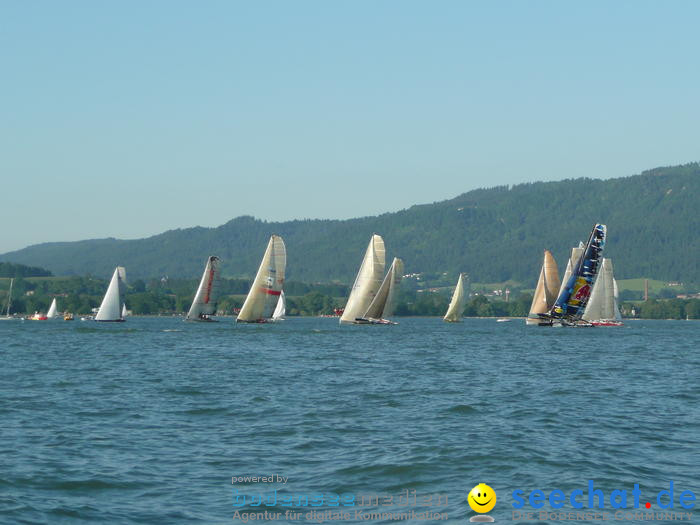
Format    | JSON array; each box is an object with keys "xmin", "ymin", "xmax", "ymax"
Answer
[{"xmin": 549, "ymin": 224, "xmax": 606, "ymax": 322}]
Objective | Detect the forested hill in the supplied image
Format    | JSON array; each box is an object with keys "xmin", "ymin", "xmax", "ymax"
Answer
[{"xmin": 2, "ymin": 163, "xmax": 698, "ymax": 285}]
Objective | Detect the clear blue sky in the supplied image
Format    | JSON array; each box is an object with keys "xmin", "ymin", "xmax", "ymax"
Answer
[{"xmin": 1, "ymin": 1, "xmax": 698, "ymax": 253}]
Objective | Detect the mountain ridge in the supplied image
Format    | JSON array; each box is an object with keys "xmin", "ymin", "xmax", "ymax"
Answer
[{"xmin": 2, "ymin": 162, "xmax": 698, "ymax": 285}]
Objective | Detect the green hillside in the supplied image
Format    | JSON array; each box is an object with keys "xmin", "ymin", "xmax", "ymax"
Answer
[{"xmin": 1, "ymin": 163, "xmax": 698, "ymax": 286}]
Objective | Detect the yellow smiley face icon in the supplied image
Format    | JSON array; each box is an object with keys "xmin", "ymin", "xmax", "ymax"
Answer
[{"xmin": 468, "ymin": 483, "xmax": 496, "ymax": 513}]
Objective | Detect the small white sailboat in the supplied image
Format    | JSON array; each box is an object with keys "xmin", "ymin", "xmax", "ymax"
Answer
[
  {"xmin": 444, "ymin": 273, "xmax": 467, "ymax": 323},
  {"xmin": 271, "ymin": 290, "xmax": 286, "ymax": 321},
  {"xmin": 95, "ymin": 267, "xmax": 127, "ymax": 322},
  {"xmin": 46, "ymin": 298, "xmax": 58, "ymax": 319},
  {"xmin": 121, "ymin": 303, "xmax": 128, "ymax": 319},
  {"xmin": 186, "ymin": 256, "xmax": 221, "ymax": 322},
  {"xmin": 582, "ymin": 258, "xmax": 623, "ymax": 326},
  {"xmin": 237, "ymin": 236, "xmax": 286, "ymax": 323},
  {"xmin": 526, "ymin": 250, "xmax": 561, "ymax": 325}
]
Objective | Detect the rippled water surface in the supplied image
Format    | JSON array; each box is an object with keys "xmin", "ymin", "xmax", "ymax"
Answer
[{"xmin": 1, "ymin": 318, "xmax": 698, "ymax": 524}]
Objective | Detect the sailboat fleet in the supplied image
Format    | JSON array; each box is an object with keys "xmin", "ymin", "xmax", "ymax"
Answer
[{"xmin": 3, "ymin": 223, "xmax": 625, "ymax": 326}]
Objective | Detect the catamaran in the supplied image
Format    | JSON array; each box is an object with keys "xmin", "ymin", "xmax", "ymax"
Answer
[
  {"xmin": 582, "ymin": 258, "xmax": 623, "ymax": 326},
  {"xmin": 95, "ymin": 267, "xmax": 127, "ymax": 322},
  {"xmin": 545, "ymin": 224, "xmax": 607, "ymax": 326},
  {"xmin": 186, "ymin": 256, "xmax": 222, "ymax": 322},
  {"xmin": 526, "ymin": 251, "xmax": 560, "ymax": 325},
  {"xmin": 444, "ymin": 273, "xmax": 467, "ymax": 323},
  {"xmin": 237, "ymin": 235, "xmax": 286, "ymax": 323}
]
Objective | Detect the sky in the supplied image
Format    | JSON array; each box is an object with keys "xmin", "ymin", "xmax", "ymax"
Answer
[{"xmin": 1, "ymin": 1, "xmax": 699, "ymax": 253}]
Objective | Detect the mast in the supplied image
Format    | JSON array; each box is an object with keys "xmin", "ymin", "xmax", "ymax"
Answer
[{"xmin": 5, "ymin": 278, "xmax": 13, "ymax": 317}]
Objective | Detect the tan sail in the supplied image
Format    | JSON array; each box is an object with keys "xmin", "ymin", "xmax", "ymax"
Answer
[
  {"xmin": 237, "ymin": 235, "xmax": 286, "ymax": 322},
  {"xmin": 340, "ymin": 234, "xmax": 386, "ymax": 324},
  {"xmin": 444, "ymin": 273, "xmax": 467, "ymax": 322},
  {"xmin": 364, "ymin": 257, "xmax": 403, "ymax": 320},
  {"xmin": 542, "ymin": 250, "xmax": 561, "ymax": 306},
  {"xmin": 527, "ymin": 250, "xmax": 560, "ymax": 325}
]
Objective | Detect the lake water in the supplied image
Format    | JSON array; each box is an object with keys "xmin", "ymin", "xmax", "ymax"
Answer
[{"xmin": 1, "ymin": 318, "xmax": 698, "ymax": 524}]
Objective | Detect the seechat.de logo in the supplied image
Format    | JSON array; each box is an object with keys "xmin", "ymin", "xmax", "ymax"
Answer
[{"xmin": 468, "ymin": 483, "xmax": 496, "ymax": 522}]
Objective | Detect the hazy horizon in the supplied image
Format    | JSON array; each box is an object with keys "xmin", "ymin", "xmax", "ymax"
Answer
[{"xmin": 3, "ymin": 1, "xmax": 699, "ymax": 253}]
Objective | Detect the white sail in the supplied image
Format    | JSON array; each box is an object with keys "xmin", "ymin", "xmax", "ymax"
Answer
[
  {"xmin": 613, "ymin": 277, "xmax": 622, "ymax": 321},
  {"xmin": 237, "ymin": 235, "xmax": 286, "ymax": 322},
  {"xmin": 556, "ymin": 243, "xmax": 584, "ymax": 299},
  {"xmin": 364, "ymin": 257, "xmax": 403, "ymax": 320},
  {"xmin": 272, "ymin": 291, "xmax": 286, "ymax": 320},
  {"xmin": 46, "ymin": 298, "xmax": 58, "ymax": 319},
  {"xmin": 444, "ymin": 273, "xmax": 467, "ymax": 322},
  {"xmin": 121, "ymin": 303, "xmax": 128, "ymax": 318},
  {"xmin": 95, "ymin": 266, "xmax": 127, "ymax": 321},
  {"xmin": 583, "ymin": 258, "xmax": 619, "ymax": 322},
  {"xmin": 340, "ymin": 234, "xmax": 386, "ymax": 324},
  {"xmin": 186, "ymin": 256, "xmax": 222, "ymax": 320}
]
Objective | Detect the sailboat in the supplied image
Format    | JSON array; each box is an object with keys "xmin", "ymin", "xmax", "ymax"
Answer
[
  {"xmin": 340, "ymin": 234, "xmax": 386, "ymax": 324},
  {"xmin": 121, "ymin": 303, "xmax": 128, "ymax": 319},
  {"xmin": 444, "ymin": 273, "xmax": 467, "ymax": 323},
  {"xmin": 526, "ymin": 251, "xmax": 560, "ymax": 325},
  {"xmin": 340, "ymin": 236, "xmax": 402, "ymax": 325},
  {"xmin": 236, "ymin": 235, "xmax": 286, "ymax": 323},
  {"xmin": 271, "ymin": 291, "xmax": 286, "ymax": 321},
  {"xmin": 362, "ymin": 257, "xmax": 404, "ymax": 324},
  {"xmin": 95, "ymin": 267, "xmax": 127, "ymax": 322},
  {"xmin": 186, "ymin": 256, "xmax": 221, "ymax": 322},
  {"xmin": 46, "ymin": 298, "xmax": 58, "ymax": 319},
  {"xmin": 1, "ymin": 278, "xmax": 17, "ymax": 320},
  {"xmin": 547, "ymin": 224, "xmax": 607, "ymax": 325},
  {"xmin": 582, "ymin": 258, "xmax": 623, "ymax": 326}
]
